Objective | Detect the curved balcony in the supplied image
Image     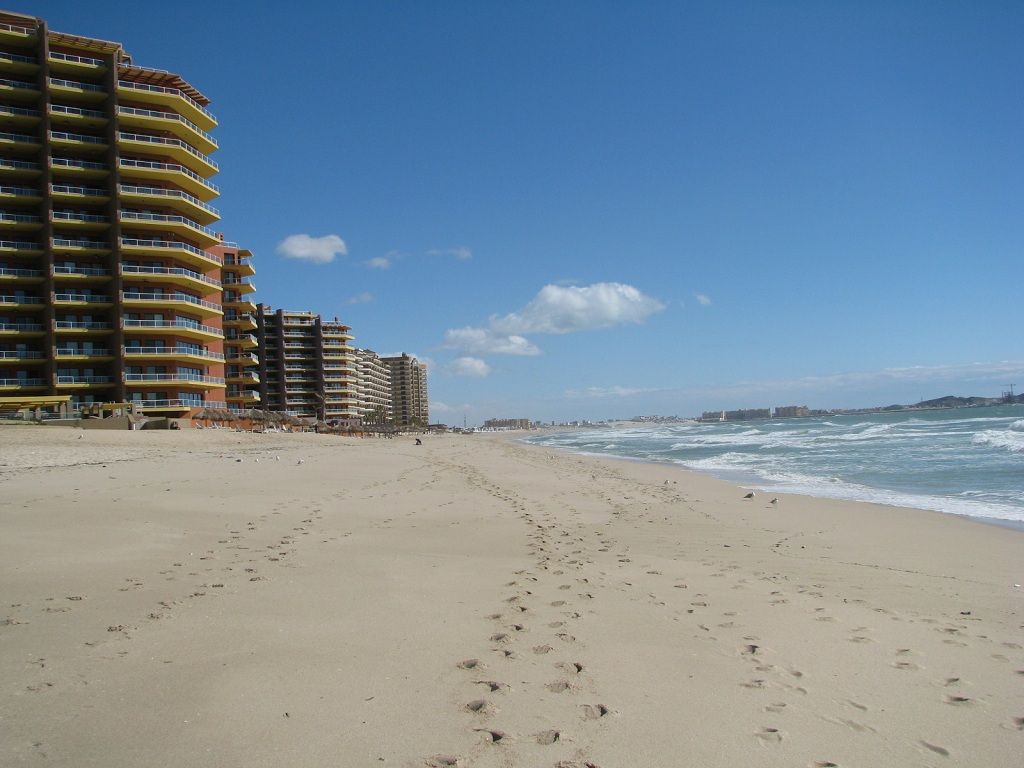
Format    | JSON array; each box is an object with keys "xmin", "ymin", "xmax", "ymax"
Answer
[
  {"xmin": 0, "ymin": 211, "xmax": 42, "ymax": 230},
  {"xmin": 50, "ymin": 157, "xmax": 109, "ymax": 179},
  {"xmin": 122, "ymin": 318, "xmax": 223, "ymax": 342},
  {"xmin": 0, "ymin": 266, "xmax": 44, "ymax": 283},
  {"xmin": 48, "ymin": 52, "xmax": 106, "ymax": 76},
  {"xmin": 227, "ymin": 390, "xmax": 261, "ymax": 405},
  {"xmin": 222, "ymin": 277, "xmax": 256, "ymax": 294},
  {"xmin": 52, "ymin": 237, "xmax": 111, "ymax": 255},
  {"xmin": 124, "ymin": 346, "xmax": 225, "ymax": 365},
  {"xmin": 117, "ymin": 131, "xmax": 217, "ymax": 178},
  {"xmin": 116, "ymin": 79, "xmax": 217, "ymax": 131},
  {"xmin": 0, "ymin": 77, "xmax": 40, "ymax": 100},
  {"xmin": 53, "ymin": 292, "xmax": 113, "ymax": 309},
  {"xmin": 49, "ymin": 130, "xmax": 107, "ymax": 153},
  {"xmin": 121, "ymin": 264, "xmax": 221, "ymax": 293},
  {"xmin": 131, "ymin": 398, "xmax": 226, "ymax": 413},
  {"xmin": 50, "ymin": 184, "xmax": 109, "ymax": 202},
  {"xmin": 48, "ymin": 103, "xmax": 108, "ymax": 129},
  {"xmin": 54, "ymin": 320, "xmax": 113, "ymax": 335},
  {"xmin": 227, "ymin": 332, "xmax": 258, "ymax": 349},
  {"xmin": 118, "ymin": 184, "xmax": 219, "ymax": 225},
  {"xmin": 121, "ymin": 291, "xmax": 223, "ymax": 317},
  {"xmin": 225, "ymin": 349, "xmax": 259, "ymax": 365},
  {"xmin": 117, "ymin": 158, "xmax": 218, "ymax": 202},
  {"xmin": 119, "ymin": 210, "xmax": 220, "ymax": 247},
  {"xmin": 119, "ymin": 237, "xmax": 221, "ymax": 271},
  {"xmin": 0, "ymin": 321, "xmax": 44, "ymax": 336},
  {"xmin": 222, "ymin": 255, "xmax": 255, "ymax": 277},
  {"xmin": 125, "ymin": 372, "xmax": 225, "ymax": 389},
  {"xmin": 226, "ymin": 370, "xmax": 260, "ymax": 385},
  {"xmin": 117, "ymin": 106, "xmax": 217, "ymax": 154}
]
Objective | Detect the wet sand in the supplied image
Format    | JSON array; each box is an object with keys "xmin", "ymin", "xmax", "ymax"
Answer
[{"xmin": 1, "ymin": 427, "xmax": 1021, "ymax": 767}]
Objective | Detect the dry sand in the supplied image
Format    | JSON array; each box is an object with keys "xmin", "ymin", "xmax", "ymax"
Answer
[{"xmin": 0, "ymin": 426, "xmax": 1021, "ymax": 767}]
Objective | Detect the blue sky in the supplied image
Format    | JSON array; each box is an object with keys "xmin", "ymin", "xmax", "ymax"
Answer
[{"xmin": 23, "ymin": 1, "xmax": 1023, "ymax": 422}]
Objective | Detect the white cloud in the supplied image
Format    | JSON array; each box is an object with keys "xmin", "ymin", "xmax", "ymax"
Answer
[
  {"xmin": 443, "ymin": 327, "xmax": 541, "ymax": 356},
  {"xmin": 695, "ymin": 293, "xmax": 712, "ymax": 306},
  {"xmin": 489, "ymin": 282, "xmax": 665, "ymax": 335},
  {"xmin": 346, "ymin": 291, "xmax": 374, "ymax": 305},
  {"xmin": 449, "ymin": 357, "xmax": 492, "ymax": 378},
  {"xmin": 366, "ymin": 256, "xmax": 391, "ymax": 270},
  {"xmin": 276, "ymin": 234, "xmax": 347, "ymax": 264},
  {"xmin": 428, "ymin": 246, "xmax": 473, "ymax": 261},
  {"xmin": 431, "ymin": 400, "xmax": 473, "ymax": 414}
]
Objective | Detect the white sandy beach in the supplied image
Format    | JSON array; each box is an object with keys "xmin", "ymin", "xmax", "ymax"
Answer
[{"xmin": 0, "ymin": 427, "xmax": 1021, "ymax": 767}]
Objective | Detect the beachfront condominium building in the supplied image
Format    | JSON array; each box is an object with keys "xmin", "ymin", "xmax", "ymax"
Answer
[
  {"xmin": 0, "ymin": 12, "xmax": 228, "ymax": 416},
  {"xmin": 382, "ymin": 353, "xmax": 428, "ymax": 428},
  {"xmin": 214, "ymin": 239, "xmax": 259, "ymax": 410},
  {"xmin": 353, "ymin": 347, "xmax": 391, "ymax": 424},
  {"xmin": 255, "ymin": 305, "xmax": 359, "ymax": 421}
]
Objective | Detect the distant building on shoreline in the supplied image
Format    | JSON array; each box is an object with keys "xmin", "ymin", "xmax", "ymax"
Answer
[
  {"xmin": 381, "ymin": 353, "xmax": 428, "ymax": 428},
  {"xmin": 482, "ymin": 418, "xmax": 532, "ymax": 430},
  {"xmin": 773, "ymin": 405, "xmax": 810, "ymax": 418}
]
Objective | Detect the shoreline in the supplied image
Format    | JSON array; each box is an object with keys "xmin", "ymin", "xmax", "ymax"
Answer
[{"xmin": 2, "ymin": 427, "xmax": 1021, "ymax": 767}]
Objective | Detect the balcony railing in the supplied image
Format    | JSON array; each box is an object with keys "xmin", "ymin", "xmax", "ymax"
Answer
[
  {"xmin": 50, "ymin": 184, "xmax": 107, "ymax": 197},
  {"xmin": 50, "ymin": 52, "xmax": 104, "ymax": 67},
  {"xmin": 0, "ymin": 322, "xmax": 43, "ymax": 331},
  {"xmin": 1, "ymin": 186, "xmax": 40, "ymax": 197},
  {"xmin": 118, "ymin": 237, "xmax": 221, "ymax": 263},
  {"xmin": 51, "ymin": 157, "xmax": 107, "ymax": 172},
  {"xmin": 0, "ymin": 294, "xmax": 42, "ymax": 304},
  {"xmin": 0, "ymin": 159, "xmax": 41, "ymax": 171},
  {"xmin": 118, "ymin": 132, "xmax": 218, "ymax": 171},
  {"xmin": 52, "ymin": 211, "xmax": 110, "ymax": 223},
  {"xmin": 118, "ymin": 184, "xmax": 219, "ymax": 216},
  {"xmin": 117, "ymin": 158, "xmax": 219, "ymax": 194},
  {"xmin": 0, "ymin": 77, "xmax": 38, "ymax": 91},
  {"xmin": 53, "ymin": 264, "xmax": 111, "ymax": 276},
  {"xmin": 123, "ymin": 318, "xmax": 221, "ymax": 335},
  {"xmin": 0, "ymin": 131, "xmax": 39, "ymax": 144},
  {"xmin": 56, "ymin": 347, "xmax": 110, "ymax": 356},
  {"xmin": 116, "ymin": 80, "xmax": 216, "ymax": 122},
  {"xmin": 0, "ymin": 52, "xmax": 37, "ymax": 65},
  {"xmin": 48, "ymin": 77, "xmax": 105, "ymax": 93},
  {"xmin": 52, "ymin": 238, "xmax": 110, "ymax": 250},
  {"xmin": 117, "ymin": 106, "xmax": 217, "ymax": 148},
  {"xmin": 124, "ymin": 346, "xmax": 224, "ymax": 361},
  {"xmin": 57, "ymin": 375, "xmax": 112, "ymax": 384},
  {"xmin": 121, "ymin": 264, "xmax": 220, "ymax": 288},
  {"xmin": 125, "ymin": 373, "xmax": 225, "ymax": 384},
  {"xmin": 0, "ymin": 378, "xmax": 44, "ymax": 386},
  {"xmin": 53, "ymin": 293, "xmax": 110, "ymax": 303},
  {"xmin": 130, "ymin": 398, "xmax": 226, "ymax": 410},
  {"xmin": 0, "ymin": 350, "xmax": 43, "ymax": 359},
  {"xmin": 0, "ymin": 212, "xmax": 41, "ymax": 223},
  {"xmin": 0, "ymin": 266, "xmax": 42, "ymax": 277},
  {"xmin": 55, "ymin": 320, "xmax": 111, "ymax": 329},
  {"xmin": 50, "ymin": 104, "xmax": 106, "ymax": 120},
  {"xmin": 119, "ymin": 210, "xmax": 217, "ymax": 237},
  {"xmin": 49, "ymin": 130, "xmax": 106, "ymax": 145},
  {"xmin": 122, "ymin": 291, "xmax": 221, "ymax": 311}
]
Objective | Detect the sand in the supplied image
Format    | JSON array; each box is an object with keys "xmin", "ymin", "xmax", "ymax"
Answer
[{"xmin": 0, "ymin": 426, "xmax": 1021, "ymax": 767}]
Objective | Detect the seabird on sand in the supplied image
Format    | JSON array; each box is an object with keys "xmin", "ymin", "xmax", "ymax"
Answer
[
  {"xmin": 769, "ymin": 498, "xmax": 779, "ymax": 505},
  {"xmin": 743, "ymin": 492, "xmax": 755, "ymax": 499}
]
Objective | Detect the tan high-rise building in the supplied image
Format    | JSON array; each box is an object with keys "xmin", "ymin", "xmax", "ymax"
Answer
[
  {"xmin": 255, "ymin": 306, "xmax": 358, "ymax": 421},
  {"xmin": 381, "ymin": 353, "xmax": 428, "ymax": 428},
  {"xmin": 214, "ymin": 239, "xmax": 259, "ymax": 410},
  {"xmin": 0, "ymin": 12, "xmax": 226, "ymax": 416},
  {"xmin": 353, "ymin": 347, "xmax": 391, "ymax": 424}
]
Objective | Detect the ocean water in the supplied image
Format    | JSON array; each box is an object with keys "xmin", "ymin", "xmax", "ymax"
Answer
[{"xmin": 526, "ymin": 405, "xmax": 1024, "ymax": 524}]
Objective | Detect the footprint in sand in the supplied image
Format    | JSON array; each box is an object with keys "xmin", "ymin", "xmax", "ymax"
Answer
[{"xmin": 756, "ymin": 727, "xmax": 784, "ymax": 744}]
